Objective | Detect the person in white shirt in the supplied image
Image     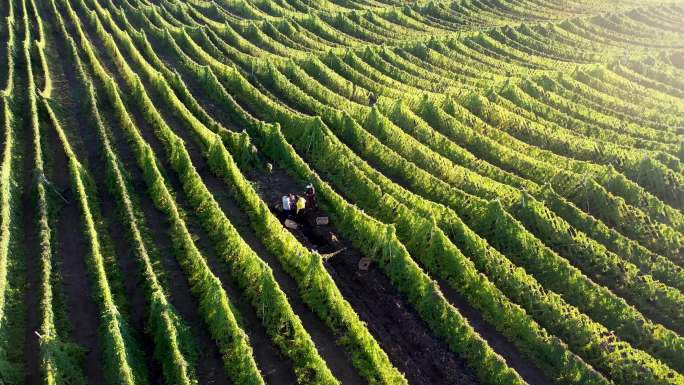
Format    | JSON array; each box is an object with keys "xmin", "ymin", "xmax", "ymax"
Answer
[{"xmin": 282, "ymin": 194, "xmax": 292, "ymax": 217}]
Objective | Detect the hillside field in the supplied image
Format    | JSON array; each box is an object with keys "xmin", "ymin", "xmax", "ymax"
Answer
[{"xmin": 1, "ymin": 0, "xmax": 684, "ymax": 384}]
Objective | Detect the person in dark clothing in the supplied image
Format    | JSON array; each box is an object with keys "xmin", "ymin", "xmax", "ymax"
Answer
[
  {"xmin": 368, "ymin": 92, "xmax": 377, "ymax": 106},
  {"xmin": 305, "ymin": 183, "xmax": 317, "ymax": 209}
]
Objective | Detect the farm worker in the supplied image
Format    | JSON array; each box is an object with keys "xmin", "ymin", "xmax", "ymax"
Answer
[
  {"xmin": 305, "ymin": 183, "xmax": 317, "ymax": 209},
  {"xmin": 295, "ymin": 195, "xmax": 307, "ymax": 217},
  {"xmin": 282, "ymin": 194, "xmax": 292, "ymax": 216},
  {"xmin": 368, "ymin": 92, "xmax": 377, "ymax": 106}
]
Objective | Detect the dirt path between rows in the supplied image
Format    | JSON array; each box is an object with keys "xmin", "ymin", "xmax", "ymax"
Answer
[
  {"xmin": 42, "ymin": 93, "xmax": 106, "ymax": 385},
  {"xmin": 97, "ymin": 92, "xmax": 235, "ymax": 385},
  {"xmin": 70, "ymin": 5, "xmax": 238, "ymax": 383},
  {"xmin": 20, "ymin": 110, "xmax": 42, "ymax": 385},
  {"xmin": 59, "ymin": 68, "xmax": 164, "ymax": 385},
  {"xmin": 136, "ymin": 81, "xmax": 299, "ymax": 385},
  {"xmin": 42, "ymin": 3, "xmax": 169, "ymax": 382},
  {"xmin": 19, "ymin": 16, "xmax": 42, "ymax": 385},
  {"xmin": 137, "ymin": 101, "xmax": 296, "ymax": 385}
]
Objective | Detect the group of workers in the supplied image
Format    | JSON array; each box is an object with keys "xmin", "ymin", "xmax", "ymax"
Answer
[{"xmin": 282, "ymin": 183, "xmax": 317, "ymax": 220}]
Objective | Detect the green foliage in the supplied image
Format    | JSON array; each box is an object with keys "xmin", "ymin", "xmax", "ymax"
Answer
[
  {"xmin": 264, "ymin": 53, "xmax": 684, "ymax": 377},
  {"xmin": 142, "ymin": 24, "xmax": 410, "ymax": 384},
  {"xmin": 421, "ymin": 96, "xmax": 684, "ymax": 261},
  {"xmin": 42, "ymin": 96, "xmax": 147, "ymax": 385},
  {"xmin": 20, "ymin": 1, "xmax": 684, "ymax": 385},
  {"xmin": 83, "ymin": 3, "xmax": 340, "ymax": 382},
  {"xmin": 249, "ymin": 54, "xmax": 683, "ymax": 384},
  {"xmin": 59, "ymin": 1, "xmax": 265, "ymax": 384},
  {"xmin": 260, "ymin": 122, "xmax": 527, "ymax": 385},
  {"xmin": 16, "ymin": 2, "xmax": 90, "ymax": 385},
  {"xmin": 60, "ymin": 12, "xmax": 197, "ymax": 382}
]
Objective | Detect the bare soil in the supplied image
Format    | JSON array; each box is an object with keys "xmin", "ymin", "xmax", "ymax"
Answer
[
  {"xmin": 21, "ymin": 114, "xmax": 43, "ymax": 385},
  {"xmin": 74, "ymin": 14, "xmax": 246, "ymax": 381},
  {"xmin": 0, "ymin": 0, "xmax": 11, "ymax": 99},
  {"xmin": 43, "ymin": 93, "xmax": 106, "ymax": 385},
  {"xmin": 15, "ymin": 2, "xmax": 42, "ymax": 383}
]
